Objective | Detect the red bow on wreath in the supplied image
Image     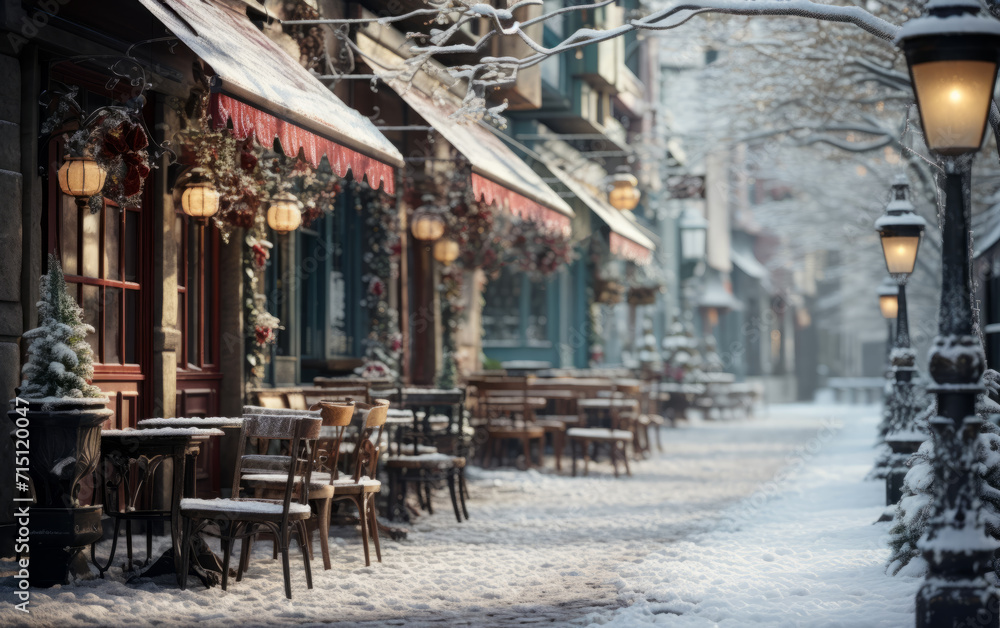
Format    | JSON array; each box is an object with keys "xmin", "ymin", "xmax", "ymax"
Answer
[{"xmin": 101, "ymin": 121, "xmax": 150, "ymax": 197}]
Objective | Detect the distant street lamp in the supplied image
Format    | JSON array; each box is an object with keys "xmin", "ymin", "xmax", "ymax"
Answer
[
  {"xmin": 877, "ymin": 277, "xmax": 898, "ymax": 364},
  {"xmin": 878, "ymin": 277, "xmax": 899, "ymax": 320},
  {"xmin": 876, "ymin": 177, "xmax": 926, "ymax": 275},
  {"xmin": 679, "ymin": 206, "xmax": 708, "ymax": 262},
  {"xmin": 895, "ymin": 1, "xmax": 1000, "ymax": 624},
  {"xmin": 875, "ymin": 177, "xmax": 925, "ymax": 510}
]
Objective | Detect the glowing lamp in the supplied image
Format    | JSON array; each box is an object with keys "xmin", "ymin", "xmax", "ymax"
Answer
[
  {"xmin": 608, "ymin": 170, "xmax": 641, "ymax": 211},
  {"xmin": 895, "ymin": 0, "xmax": 1000, "ymax": 155},
  {"xmin": 181, "ymin": 180, "xmax": 220, "ymax": 221},
  {"xmin": 57, "ymin": 155, "xmax": 107, "ymax": 209},
  {"xmin": 878, "ymin": 278, "xmax": 899, "ymax": 319},
  {"xmin": 267, "ymin": 192, "xmax": 302, "ymax": 234},
  {"xmin": 875, "ymin": 176, "xmax": 926, "ymax": 276},
  {"xmin": 433, "ymin": 238, "xmax": 460, "ymax": 265}
]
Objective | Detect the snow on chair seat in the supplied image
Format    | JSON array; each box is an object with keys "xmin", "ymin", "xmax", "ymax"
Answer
[
  {"xmin": 385, "ymin": 452, "xmax": 456, "ymax": 469},
  {"xmin": 566, "ymin": 427, "xmax": 633, "ymax": 441},
  {"xmin": 241, "ymin": 473, "xmax": 381, "ymax": 492},
  {"xmin": 180, "ymin": 497, "xmax": 312, "ymax": 516}
]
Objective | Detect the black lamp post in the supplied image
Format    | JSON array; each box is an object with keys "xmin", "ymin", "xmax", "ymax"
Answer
[
  {"xmin": 877, "ymin": 277, "xmax": 899, "ymax": 368},
  {"xmin": 896, "ymin": 1, "xmax": 1000, "ymax": 624},
  {"xmin": 678, "ymin": 205, "xmax": 709, "ymax": 336},
  {"xmin": 875, "ymin": 177, "xmax": 926, "ymax": 508}
]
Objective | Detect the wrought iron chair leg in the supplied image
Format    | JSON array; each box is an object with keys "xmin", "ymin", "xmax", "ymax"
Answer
[
  {"xmin": 179, "ymin": 517, "xmax": 193, "ymax": 591},
  {"xmin": 363, "ymin": 494, "xmax": 382, "ymax": 563},
  {"xmin": 237, "ymin": 533, "xmax": 251, "ymax": 582},
  {"xmin": 424, "ymin": 479, "xmax": 434, "ymax": 515},
  {"xmin": 297, "ymin": 521, "xmax": 312, "ymax": 589},
  {"xmin": 125, "ymin": 519, "xmax": 134, "ymax": 572},
  {"xmin": 220, "ymin": 523, "xmax": 235, "ymax": 591},
  {"xmin": 448, "ymin": 472, "xmax": 462, "ymax": 523},
  {"xmin": 280, "ymin": 526, "xmax": 293, "ymax": 600},
  {"xmin": 357, "ymin": 495, "xmax": 371, "ymax": 567},
  {"xmin": 459, "ymin": 471, "xmax": 469, "ymax": 520},
  {"xmin": 91, "ymin": 516, "xmax": 123, "ymax": 578}
]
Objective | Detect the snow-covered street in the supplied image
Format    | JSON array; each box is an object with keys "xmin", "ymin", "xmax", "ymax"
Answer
[{"xmin": 1, "ymin": 403, "xmax": 918, "ymax": 627}]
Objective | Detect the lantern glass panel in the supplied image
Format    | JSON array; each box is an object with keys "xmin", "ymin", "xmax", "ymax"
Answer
[
  {"xmin": 880, "ymin": 235, "xmax": 921, "ymax": 275},
  {"xmin": 880, "ymin": 294, "xmax": 899, "ymax": 319},
  {"xmin": 681, "ymin": 228, "xmax": 706, "ymax": 261},
  {"xmin": 911, "ymin": 59, "xmax": 998, "ymax": 153}
]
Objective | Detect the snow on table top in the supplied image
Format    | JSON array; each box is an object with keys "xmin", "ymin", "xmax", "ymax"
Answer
[
  {"xmin": 241, "ymin": 473, "xmax": 380, "ymax": 488},
  {"xmin": 138, "ymin": 417, "xmax": 243, "ymax": 428},
  {"xmin": 386, "ymin": 452, "xmax": 454, "ymax": 463},
  {"xmin": 102, "ymin": 427, "xmax": 225, "ymax": 437},
  {"xmin": 179, "ymin": 498, "xmax": 310, "ymax": 516}
]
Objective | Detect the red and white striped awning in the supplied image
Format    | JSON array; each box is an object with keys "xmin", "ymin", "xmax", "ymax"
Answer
[
  {"xmin": 610, "ymin": 232, "xmax": 653, "ymax": 266},
  {"xmin": 210, "ymin": 94, "xmax": 397, "ymax": 194},
  {"xmin": 390, "ymin": 86, "xmax": 574, "ymax": 235},
  {"xmin": 544, "ymin": 164, "xmax": 655, "ymax": 266},
  {"xmin": 141, "ymin": 0, "xmax": 403, "ymax": 193},
  {"xmin": 471, "ymin": 174, "xmax": 571, "ymax": 235}
]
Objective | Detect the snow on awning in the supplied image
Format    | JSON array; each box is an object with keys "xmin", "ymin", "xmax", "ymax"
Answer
[
  {"xmin": 544, "ymin": 163, "xmax": 655, "ymax": 266},
  {"xmin": 140, "ymin": 0, "xmax": 403, "ymax": 193},
  {"xmin": 698, "ymin": 274, "xmax": 744, "ymax": 312},
  {"xmin": 730, "ymin": 244, "xmax": 768, "ymax": 280},
  {"xmin": 390, "ymin": 85, "xmax": 574, "ymax": 235}
]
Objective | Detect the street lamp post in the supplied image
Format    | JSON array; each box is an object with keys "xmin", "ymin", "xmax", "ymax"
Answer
[
  {"xmin": 877, "ymin": 277, "xmax": 899, "ymax": 369},
  {"xmin": 677, "ymin": 205, "xmax": 709, "ymax": 333},
  {"xmin": 896, "ymin": 2, "xmax": 1000, "ymax": 624},
  {"xmin": 875, "ymin": 177, "xmax": 926, "ymax": 508}
]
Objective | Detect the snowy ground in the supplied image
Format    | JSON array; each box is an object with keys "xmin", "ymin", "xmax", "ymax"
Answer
[
  {"xmin": 587, "ymin": 403, "xmax": 920, "ymax": 627},
  {"xmin": 0, "ymin": 403, "xmax": 918, "ymax": 627}
]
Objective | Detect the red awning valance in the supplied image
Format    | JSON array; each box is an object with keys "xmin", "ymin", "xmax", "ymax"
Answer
[
  {"xmin": 610, "ymin": 232, "xmax": 653, "ymax": 266},
  {"xmin": 471, "ymin": 174, "xmax": 571, "ymax": 236},
  {"xmin": 211, "ymin": 93, "xmax": 396, "ymax": 194}
]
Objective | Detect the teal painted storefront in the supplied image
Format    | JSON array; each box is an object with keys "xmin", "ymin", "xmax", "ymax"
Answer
[{"xmin": 482, "ymin": 253, "xmax": 590, "ymax": 369}]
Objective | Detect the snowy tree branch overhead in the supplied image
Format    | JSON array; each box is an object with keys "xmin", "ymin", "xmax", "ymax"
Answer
[{"xmin": 296, "ymin": 0, "xmax": 1000, "ymax": 162}]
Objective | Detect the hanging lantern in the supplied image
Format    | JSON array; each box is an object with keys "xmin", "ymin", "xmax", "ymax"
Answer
[
  {"xmin": 267, "ymin": 191, "xmax": 302, "ymax": 234},
  {"xmin": 57, "ymin": 155, "xmax": 108, "ymax": 209},
  {"xmin": 877, "ymin": 277, "xmax": 899, "ymax": 319},
  {"xmin": 607, "ymin": 169, "xmax": 641, "ymax": 211},
  {"xmin": 433, "ymin": 238, "xmax": 460, "ymax": 265},
  {"xmin": 411, "ymin": 194, "xmax": 446, "ymax": 241},
  {"xmin": 181, "ymin": 180, "xmax": 221, "ymax": 222},
  {"xmin": 895, "ymin": 0, "xmax": 1000, "ymax": 155}
]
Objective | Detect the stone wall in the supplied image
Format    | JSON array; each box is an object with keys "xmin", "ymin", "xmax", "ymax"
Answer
[{"xmin": 0, "ymin": 50, "xmax": 22, "ymax": 530}]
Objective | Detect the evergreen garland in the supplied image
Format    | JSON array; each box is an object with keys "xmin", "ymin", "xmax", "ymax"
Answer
[{"xmin": 20, "ymin": 255, "xmax": 103, "ymax": 399}]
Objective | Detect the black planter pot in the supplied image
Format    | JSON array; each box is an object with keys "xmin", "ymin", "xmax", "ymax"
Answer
[{"xmin": 8, "ymin": 397, "xmax": 111, "ymax": 587}]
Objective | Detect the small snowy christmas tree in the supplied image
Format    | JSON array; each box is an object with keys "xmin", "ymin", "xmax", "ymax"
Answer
[{"xmin": 19, "ymin": 254, "xmax": 103, "ymax": 399}]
